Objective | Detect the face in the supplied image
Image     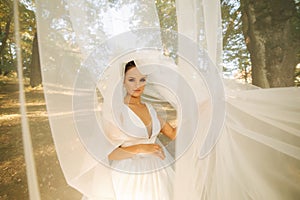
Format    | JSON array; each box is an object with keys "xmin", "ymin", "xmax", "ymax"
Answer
[{"xmin": 124, "ymin": 67, "xmax": 147, "ymax": 97}]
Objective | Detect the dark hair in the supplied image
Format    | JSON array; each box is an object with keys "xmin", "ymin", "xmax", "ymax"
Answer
[{"xmin": 125, "ymin": 60, "xmax": 136, "ymax": 74}]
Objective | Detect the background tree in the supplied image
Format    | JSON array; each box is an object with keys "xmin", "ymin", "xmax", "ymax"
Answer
[
  {"xmin": 0, "ymin": 0, "xmax": 14, "ymax": 75},
  {"xmin": 155, "ymin": 0, "xmax": 177, "ymax": 59},
  {"xmin": 29, "ymin": 32, "xmax": 41, "ymax": 87},
  {"xmin": 221, "ymin": 0, "xmax": 252, "ymax": 82},
  {"xmin": 19, "ymin": 0, "xmax": 40, "ymax": 85},
  {"xmin": 0, "ymin": 0, "xmax": 40, "ymax": 87},
  {"xmin": 2, "ymin": 0, "xmax": 299, "ymax": 88},
  {"xmin": 240, "ymin": 0, "xmax": 300, "ymax": 88}
]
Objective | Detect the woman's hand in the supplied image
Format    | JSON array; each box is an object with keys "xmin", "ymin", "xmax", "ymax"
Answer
[{"xmin": 137, "ymin": 143, "xmax": 165, "ymax": 160}]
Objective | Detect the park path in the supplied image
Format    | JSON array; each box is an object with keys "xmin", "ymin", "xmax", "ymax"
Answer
[{"xmin": 0, "ymin": 76, "xmax": 81, "ymax": 200}]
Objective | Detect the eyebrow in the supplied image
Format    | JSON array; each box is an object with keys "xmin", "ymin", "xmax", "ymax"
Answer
[{"xmin": 128, "ymin": 76, "xmax": 147, "ymax": 79}]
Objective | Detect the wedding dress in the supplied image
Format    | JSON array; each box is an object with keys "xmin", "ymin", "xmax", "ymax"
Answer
[
  {"xmin": 34, "ymin": 0, "xmax": 300, "ymax": 199},
  {"xmin": 108, "ymin": 103, "xmax": 174, "ymax": 200}
]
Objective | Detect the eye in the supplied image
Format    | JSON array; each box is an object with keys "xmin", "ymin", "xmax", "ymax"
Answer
[
  {"xmin": 128, "ymin": 78, "xmax": 135, "ymax": 82},
  {"xmin": 140, "ymin": 78, "xmax": 146, "ymax": 82}
]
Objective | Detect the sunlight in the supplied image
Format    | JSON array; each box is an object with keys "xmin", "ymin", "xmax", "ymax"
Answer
[
  {"xmin": 102, "ymin": 4, "xmax": 135, "ymax": 36},
  {"xmin": 0, "ymin": 114, "xmax": 20, "ymax": 121},
  {"xmin": 0, "ymin": 111, "xmax": 48, "ymax": 122}
]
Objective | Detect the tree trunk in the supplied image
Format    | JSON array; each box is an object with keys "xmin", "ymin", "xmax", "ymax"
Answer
[
  {"xmin": 30, "ymin": 33, "xmax": 42, "ymax": 87},
  {"xmin": 240, "ymin": 0, "xmax": 299, "ymax": 88},
  {"xmin": 0, "ymin": 17, "xmax": 11, "ymax": 56}
]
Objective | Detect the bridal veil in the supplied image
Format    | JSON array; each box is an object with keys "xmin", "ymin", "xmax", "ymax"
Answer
[{"xmin": 35, "ymin": 0, "xmax": 300, "ymax": 199}]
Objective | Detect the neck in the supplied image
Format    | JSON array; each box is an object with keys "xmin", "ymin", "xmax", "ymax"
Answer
[{"xmin": 124, "ymin": 94, "xmax": 142, "ymax": 105}]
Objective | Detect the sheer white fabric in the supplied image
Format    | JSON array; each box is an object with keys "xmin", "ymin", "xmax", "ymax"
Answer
[
  {"xmin": 174, "ymin": 1, "xmax": 300, "ymax": 199},
  {"xmin": 35, "ymin": 0, "xmax": 300, "ymax": 199}
]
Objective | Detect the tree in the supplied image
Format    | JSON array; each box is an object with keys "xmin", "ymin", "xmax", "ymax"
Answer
[
  {"xmin": 0, "ymin": 0, "xmax": 14, "ymax": 75},
  {"xmin": 0, "ymin": 0, "xmax": 36, "ymax": 79},
  {"xmin": 221, "ymin": 0, "xmax": 252, "ymax": 82},
  {"xmin": 155, "ymin": 0, "xmax": 177, "ymax": 59},
  {"xmin": 240, "ymin": 0, "xmax": 300, "ymax": 88},
  {"xmin": 29, "ymin": 32, "xmax": 41, "ymax": 87},
  {"xmin": 0, "ymin": 4, "xmax": 12, "ymax": 56}
]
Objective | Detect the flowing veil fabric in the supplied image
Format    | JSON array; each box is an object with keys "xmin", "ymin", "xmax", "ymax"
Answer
[
  {"xmin": 35, "ymin": 0, "xmax": 300, "ymax": 199},
  {"xmin": 174, "ymin": 1, "xmax": 300, "ymax": 199}
]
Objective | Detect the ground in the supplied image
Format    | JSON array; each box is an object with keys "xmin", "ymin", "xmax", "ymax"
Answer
[{"xmin": 0, "ymin": 75, "xmax": 81, "ymax": 200}]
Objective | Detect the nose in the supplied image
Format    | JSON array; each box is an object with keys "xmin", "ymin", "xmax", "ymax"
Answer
[{"xmin": 135, "ymin": 81, "xmax": 143, "ymax": 89}]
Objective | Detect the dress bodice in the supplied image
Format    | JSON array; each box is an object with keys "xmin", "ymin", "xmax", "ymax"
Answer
[{"xmin": 118, "ymin": 103, "xmax": 161, "ymax": 147}]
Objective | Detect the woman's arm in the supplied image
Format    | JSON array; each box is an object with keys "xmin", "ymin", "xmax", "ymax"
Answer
[
  {"xmin": 159, "ymin": 118, "xmax": 177, "ymax": 140},
  {"xmin": 108, "ymin": 143, "xmax": 165, "ymax": 160},
  {"xmin": 108, "ymin": 144, "xmax": 139, "ymax": 160}
]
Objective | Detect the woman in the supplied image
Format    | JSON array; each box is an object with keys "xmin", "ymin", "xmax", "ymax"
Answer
[{"xmin": 107, "ymin": 60, "xmax": 176, "ymax": 200}]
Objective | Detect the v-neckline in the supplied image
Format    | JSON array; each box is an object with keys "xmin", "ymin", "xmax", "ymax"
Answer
[{"xmin": 125, "ymin": 103, "xmax": 153, "ymax": 139}]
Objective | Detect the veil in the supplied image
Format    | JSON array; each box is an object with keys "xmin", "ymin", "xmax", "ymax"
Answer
[{"xmin": 35, "ymin": 0, "xmax": 300, "ymax": 199}]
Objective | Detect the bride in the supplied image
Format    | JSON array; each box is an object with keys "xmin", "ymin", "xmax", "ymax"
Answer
[
  {"xmin": 108, "ymin": 60, "xmax": 176, "ymax": 161},
  {"xmin": 107, "ymin": 60, "xmax": 176, "ymax": 200}
]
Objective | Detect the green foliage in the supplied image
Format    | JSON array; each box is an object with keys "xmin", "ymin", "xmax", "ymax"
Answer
[
  {"xmin": 155, "ymin": 0, "xmax": 177, "ymax": 59},
  {"xmin": 221, "ymin": 0, "xmax": 251, "ymax": 82},
  {"xmin": 0, "ymin": 0, "xmax": 35, "ymax": 76},
  {"xmin": 0, "ymin": 0, "xmax": 13, "ymax": 74},
  {"xmin": 3, "ymin": 0, "xmax": 297, "ymax": 85}
]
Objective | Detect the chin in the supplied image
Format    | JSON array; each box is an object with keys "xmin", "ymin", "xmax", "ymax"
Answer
[
  {"xmin": 130, "ymin": 94, "xmax": 141, "ymax": 98},
  {"xmin": 130, "ymin": 92, "xmax": 142, "ymax": 98}
]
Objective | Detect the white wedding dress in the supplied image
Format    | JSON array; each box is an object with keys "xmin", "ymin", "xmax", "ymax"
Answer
[{"xmin": 109, "ymin": 103, "xmax": 174, "ymax": 200}]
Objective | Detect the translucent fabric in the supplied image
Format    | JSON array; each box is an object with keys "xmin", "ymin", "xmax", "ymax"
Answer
[
  {"xmin": 174, "ymin": 1, "xmax": 300, "ymax": 199},
  {"xmin": 174, "ymin": 82, "xmax": 300, "ymax": 200},
  {"xmin": 35, "ymin": 0, "xmax": 300, "ymax": 199}
]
